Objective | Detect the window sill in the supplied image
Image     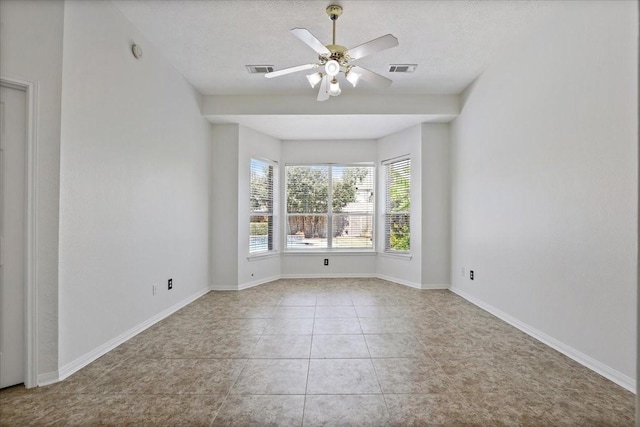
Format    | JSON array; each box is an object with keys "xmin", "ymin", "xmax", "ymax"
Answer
[
  {"xmin": 378, "ymin": 251, "xmax": 412, "ymax": 260},
  {"xmin": 247, "ymin": 251, "xmax": 279, "ymax": 261},
  {"xmin": 283, "ymin": 250, "xmax": 377, "ymax": 256}
]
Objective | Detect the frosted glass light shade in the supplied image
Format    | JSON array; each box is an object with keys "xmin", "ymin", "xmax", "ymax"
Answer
[
  {"xmin": 328, "ymin": 78, "xmax": 341, "ymax": 96},
  {"xmin": 306, "ymin": 72, "xmax": 323, "ymax": 88},
  {"xmin": 346, "ymin": 70, "xmax": 361, "ymax": 87},
  {"xmin": 325, "ymin": 60, "xmax": 340, "ymax": 77}
]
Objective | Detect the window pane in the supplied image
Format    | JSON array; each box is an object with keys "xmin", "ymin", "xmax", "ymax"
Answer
[
  {"xmin": 250, "ymin": 214, "xmax": 273, "ymax": 253},
  {"xmin": 332, "ymin": 166, "xmax": 375, "ymax": 214},
  {"xmin": 385, "ymin": 213, "xmax": 410, "ymax": 251},
  {"xmin": 250, "ymin": 158, "xmax": 275, "ymax": 254},
  {"xmin": 285, "ymin": 163, "xmax": 374, "ymax": 251},
  {"xmin": 385, "ymin": 158, "xmax": 410, "ymax": 252},
  {"xmin": 286, "ymin": 215, "xmax": 328, "ymax": 249},
  {"xmin": 386, "ymin": 159, "xmax": 410, "ymax": 213},
  {"xmin": 332, "ymin": 214, "xmax": 373, "ymax": 249},
  {"xmin": 286, "ymin": 166, "xmax": 329, "ymax": 213},
  {"xmin": 250, "ymin": 159, "xmax": 273, "ymax": 214}
]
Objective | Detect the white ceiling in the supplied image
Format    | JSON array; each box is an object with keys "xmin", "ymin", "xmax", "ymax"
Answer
[{"xmin": 112, "ymin": 0, "xmax": 556, "ymax": 139}]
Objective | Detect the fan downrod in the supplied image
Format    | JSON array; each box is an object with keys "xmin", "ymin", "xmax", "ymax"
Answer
[{"xmin": 324, "ymin": 5, "xmax": 346, "ymax": 62}]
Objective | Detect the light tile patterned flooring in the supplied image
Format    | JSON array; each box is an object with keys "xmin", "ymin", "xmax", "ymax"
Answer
[{"xmin": 1, "ymin": 278, "xmax": 634, "ymax": 426}]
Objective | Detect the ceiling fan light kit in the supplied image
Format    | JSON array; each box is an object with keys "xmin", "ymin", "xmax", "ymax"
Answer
[
  {"xmin": 306, "ymin": 72, "xmax": 323, "ymax": 88},
  {"xmin": 325, "ymin": 59, "xmax": 340, "ymax": 77},
  {"xmin": 265, "ymin": 4, "xmax": 399, "ymax": 101},
  {"xmin": 329, "ymin": 78, "xmax": 342, "ymax": 96},
  {"xmin": 345, "ymin": 69, "xmax": 361, "ymax": 87}
]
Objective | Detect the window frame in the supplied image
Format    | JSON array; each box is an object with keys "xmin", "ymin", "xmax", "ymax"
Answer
[
  {"xmin": 382, "ymin": 156, "xmax": 411, "ymax": 254},
  {"xmin": 284, "ymin": 163, "xmax": 375, "ymax": 252},
  {"xmin": 249, "ymin": 157, "xmax": 278, "ymax": 257}
]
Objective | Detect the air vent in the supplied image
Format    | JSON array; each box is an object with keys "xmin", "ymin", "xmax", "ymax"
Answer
[
  {"xmin": 388, "ymin": 64, "xmax": 417, "ymax": 73},
  {"xmin": 246, "ymin": 65, "xmax": 274, "ymax": 74}
]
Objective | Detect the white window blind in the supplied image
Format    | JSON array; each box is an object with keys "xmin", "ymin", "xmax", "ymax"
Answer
[
  {"xmin": 332, "ymin": 165, "xmax": 374, "ymax": 249},
  {"xmin": 285, "ymin": 164, "xmax": 375, "ymax": 250},
  {"xmin": 250, "ymin": 158, "xmax": 276, "ymax": 254},
  {"xmin": 384, "ymin": 157, "xmax": 410, "ymax": 252}
]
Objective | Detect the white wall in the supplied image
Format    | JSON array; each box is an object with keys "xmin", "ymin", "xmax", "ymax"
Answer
[
  {"xmin": 0, "ymin": 0, "xmax": 65, "ymax": 378},
  {"xmin": 211, "ymin": 125, "xmax": 283, "ymax": 289},
  {"xmin": 282, "ymin": 139, "xmax": 378, "ymax": 165},
  {"xmin": 450, "ymin": 1, "xmax": 637, "ymax": 390},
  {"xmin": 421, "ymin": 124, "xmax": 450, "ymax": 287},
  {"xmin": 281, "ymin": 139, "xmax": 378, "ymax": 277},
  {"xmin": 238, "ymin": 126, "xmax": 282, "ymax": 288},
  {"xmin": 376, "ymin": 126, "xmax": 423, "ymax": 288},
  {"xmin": 58, "ymin": 0, "xmax": 211, "ymax": 369},
  {"xmin": 211, "ymin": 124, "xmax": 240, "ymax": 290}
]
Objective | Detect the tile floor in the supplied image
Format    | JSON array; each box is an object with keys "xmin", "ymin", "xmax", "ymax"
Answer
[{"xmin": 0, "ymin": 278, "xmax": 634, "ymax": 426}]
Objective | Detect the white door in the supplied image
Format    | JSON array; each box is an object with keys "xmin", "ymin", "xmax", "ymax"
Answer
[{"xmin": 0, "ymin": 84, "xmax": 26, "ymax": 389}]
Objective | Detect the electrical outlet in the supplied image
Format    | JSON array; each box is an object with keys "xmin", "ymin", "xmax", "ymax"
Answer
[
  {"xmin": 168, "ymin": 278, "xmax": 173, "ymax": 290},
  {"xmin": 324, "ymin": 258, "xmax": 329, "ymax": 266},
  {"xmin": 470, "ymin": 270, "xmax": 474, "ymax": 280},
  {"xmin": 152, "ymin": 284, "xmax": 157, "ymax": 296}
]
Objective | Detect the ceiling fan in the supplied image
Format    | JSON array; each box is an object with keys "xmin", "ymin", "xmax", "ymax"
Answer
[{"xmin": 265, "ymin": 4, "xmax": 399, "ymax": 101}]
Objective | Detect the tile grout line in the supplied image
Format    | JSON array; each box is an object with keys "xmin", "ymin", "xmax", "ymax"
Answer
[
  {"xmin": 208, "ymin": 299, "xmax": 273, "ymax": 427},
  {"xmin": 301, "ymin": 300, "xmax": 317, "ymax": 427},
  {"xmin": 358, "ymin": 306, "xmax": 392, "ymax": 419}
]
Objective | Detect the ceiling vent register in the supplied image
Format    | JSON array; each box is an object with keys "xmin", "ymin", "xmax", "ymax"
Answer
[
  {"xmin": 389, "ymin": 64, "xmax": 417, "ymax": 73},
  {"xmin": 246, "ymin": 65, "xmax": 275, "ymax": 74}
]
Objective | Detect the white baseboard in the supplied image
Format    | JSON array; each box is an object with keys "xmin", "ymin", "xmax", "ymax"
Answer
[
  {"xmin": 238, "ymin": 275, "xmax": 281, "ymax": 290},
  {"xmin": 280, "ymin": 273, "xmax": 376, "ymax": 279},
  {"xmin": 37, "ymin": 370, "xmax": 59, "ymax": 387},
  {"xmin": 210, "ymin": 284, "xmax": 241, "ymax": 291},
  {"xmin": 229, "ymin": 273, "xmax": 449, "ymax": 291},
  {"xmin": 55, "ymin": 287, "xmax": 210, "ymax": 384},
  {"xmin": 450, "ymin": 286, "xmax": 636, "ymax": 394},
  {"xmin": 420, "ymin": 283, "xmax": 450, "ymax": 290},
  {"xmin": 375, "ymin": 274, "xmax": 422, "ymax": 289}
]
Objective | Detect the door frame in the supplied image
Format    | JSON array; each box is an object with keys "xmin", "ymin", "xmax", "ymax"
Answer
[{"xmin": 0, "ymin": 76, "xmax": 38, "ymax": 388}]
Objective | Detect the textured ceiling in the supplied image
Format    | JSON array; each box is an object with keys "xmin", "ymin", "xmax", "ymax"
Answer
[
  {"xmin": 113, "ymin": 0, "xmax": 555, "ymax": 96},
  {"xmin": 112, "ymin": 0, "xmax": 556, "ymax": 139}
]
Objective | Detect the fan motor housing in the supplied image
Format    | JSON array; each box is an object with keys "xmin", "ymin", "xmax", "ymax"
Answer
[{"xmin": 322, "ymin": 45, "xmax": 348, "ymax": 64}]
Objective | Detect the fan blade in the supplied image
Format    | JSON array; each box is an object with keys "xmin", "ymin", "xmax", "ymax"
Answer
[
  {"xmin": 351, "ymin": 66, "xmax": 392, "ymax": 88},
  {"xmin": 347, "ymin": 34, "xmax": 399, "ymax": 60},
  {"xmin": 291, "ymin": 28, "xmax": 331, "ymax": 55},
  {"xmin": 317, "ymin": 75, "xmax": 329, "ymax": 101},
  {"xmin": 265, "ymin": 63, "xmax": 318, "ymax": 78}
]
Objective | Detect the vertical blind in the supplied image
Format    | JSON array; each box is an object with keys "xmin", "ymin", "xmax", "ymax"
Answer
[
  {"xmin": 384, "ymin": 157, "xmax": 411, "ymax": 252},
  {"xmin": 250, "ymin": 158, "xmax": 275, "ymax": 254}
]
